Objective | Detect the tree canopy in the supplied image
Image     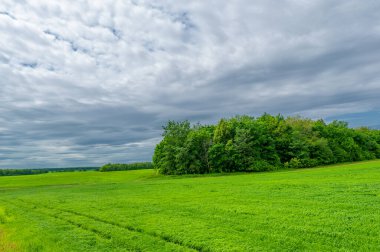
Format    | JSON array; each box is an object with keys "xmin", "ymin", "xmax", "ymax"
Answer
[{"xmin": 153, "ymin": 114, "xmax": 380, "ymax": 174}]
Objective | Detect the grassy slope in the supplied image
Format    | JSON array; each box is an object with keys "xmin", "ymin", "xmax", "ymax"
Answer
[{"xmin": 0, "ymin": 161, "xmax": 380, "ymax": 251}]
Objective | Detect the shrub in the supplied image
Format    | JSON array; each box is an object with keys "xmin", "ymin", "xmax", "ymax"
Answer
[{"xmin": 248, "ymin": 160, "xmax": 276, "ymax": 172}]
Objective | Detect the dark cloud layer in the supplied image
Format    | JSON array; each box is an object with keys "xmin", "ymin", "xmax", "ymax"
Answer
[{"xmin": 1, "ymin": 0, "xmax": 380, "ymax": 168}]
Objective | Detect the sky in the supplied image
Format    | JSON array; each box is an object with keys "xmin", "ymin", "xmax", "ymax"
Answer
[{"xmin": 1, "ymin": 0, "xmax": 380, "ymax": 168}]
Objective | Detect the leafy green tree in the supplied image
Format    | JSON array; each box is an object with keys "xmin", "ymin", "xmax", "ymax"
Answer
[
  {"xmin": 175, "ymin": 126, "xmax": 213, "ymax": 174},
  {"xmin": 153, "ymin": 120, "xmax": 191, "ymax": 174},
  {"xmin": 153, "ymin": 114, "xmax": 380, "ymax": 174},
  {"xmin": 213, "ymin": 119, "xmax": 234, "ymax": 144}
]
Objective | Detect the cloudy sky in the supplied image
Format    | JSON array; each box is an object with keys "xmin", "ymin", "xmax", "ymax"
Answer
[{"xmin": 1, "ymin": 0, "xmax": 380, "ymax": 168}]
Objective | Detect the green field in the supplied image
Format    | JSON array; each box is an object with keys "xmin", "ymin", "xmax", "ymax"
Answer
[{"xmin": 1, "ymin": 161, "xmax": 380, "ymax": 251}]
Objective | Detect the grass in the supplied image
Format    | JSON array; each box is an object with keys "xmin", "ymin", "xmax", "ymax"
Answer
[{"xmin": 0, "ymin": 160, "xmax": 380, "ymax": 251}]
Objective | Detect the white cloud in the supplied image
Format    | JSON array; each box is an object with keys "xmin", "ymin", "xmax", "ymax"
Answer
[{"xmin": 1, "ymin": 0, "xmax": 380, "ymax": 167}]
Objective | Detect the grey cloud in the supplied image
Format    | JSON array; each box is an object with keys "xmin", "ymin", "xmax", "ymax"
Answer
[
  {"xmin": 1, "ymin": 0, "xmax": 380, "ymax": 168},
  {"xmin": 0, "ymin": 11, "xmax": 15, "ymax": 20}
]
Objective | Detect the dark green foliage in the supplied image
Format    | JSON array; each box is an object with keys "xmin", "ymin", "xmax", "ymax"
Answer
[
  {"xmin": 175, "ymin": 125, "xmax": 214, "ymax": 174},
  {"xmin": 154, "ymin": 114, "xmax": 380, "ymax": 174},
  {"xmin": 99, "ymin": 162, "xmax": 153, "ymax": 172},
  {"xmin": 152, "ymin": 121, "xmax": 191, "ymax": 174},
  {"xmin": 0, "ymin": 167, "xmax": 98, "ymax": 176}
]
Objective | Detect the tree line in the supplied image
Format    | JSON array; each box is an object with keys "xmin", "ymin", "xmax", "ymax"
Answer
[
  {"xmin": 0, "ymin": 167, "xmax": 98, "ymax": 176},
  {"xmin": 0, "ymin": 162, "xmax": 154, "ymax": 176},
  {"xmin": 153, "ymin": 114, "xmax": 380, "ymax": 174},
  {"xmin": 99, "ymin": 162, "xmax": 153, "ymax": 172}
]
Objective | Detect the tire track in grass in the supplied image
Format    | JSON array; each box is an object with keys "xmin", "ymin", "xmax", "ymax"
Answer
[
  {"xmin": 5, "ymin": 199, "xmax": 193, "ymax": 252},
  {"xmin": 61, "ymin": 208, "xmax": 206, "ymax": 252},
  {"xmin": 2, "ymin": 200, "xmax": 126, "ymax": 251},
  {"xmin": 14, "ymin": 199, "xmax": 205, "ymax": 252},
  {"xmin": 4, "ymin": 200, "xmax": 113, "ymax": 240}
]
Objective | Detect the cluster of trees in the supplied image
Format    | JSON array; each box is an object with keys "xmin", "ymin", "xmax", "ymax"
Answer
[
  {"xmin": 1, "ymin": 163, "xmax": 155, "ymax": 176},
  {"xmin": 99, "ymin": 162, "xmax": 153, "ymax": 172},
  {"xmin": 153, "ymin": 114, "xmax": 380, "ymax": 174},
  {"xmin": 0, "ymin": 167, "xmax": 98, "ymax": 176}
]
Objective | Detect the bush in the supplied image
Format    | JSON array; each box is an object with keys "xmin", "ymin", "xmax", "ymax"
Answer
[
  {"xmin": 248, "ymin": 160, "xmax": 276, "ymax": 172},
  {"xmin": 285, "ymin": 158, "xmax": 302, "ymax": 169}
]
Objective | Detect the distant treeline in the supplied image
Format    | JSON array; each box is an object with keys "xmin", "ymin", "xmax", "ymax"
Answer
[
  {"xmin": 99, "ymin": 162, "xmax": 153, "ymax": 172},
  {"xmin": 0, "ymin": 167, "xmax": 98, "ymax": 177},
  {"xmin": 153, "ymin": 114, "xmax": 380, "ymax": 174}
]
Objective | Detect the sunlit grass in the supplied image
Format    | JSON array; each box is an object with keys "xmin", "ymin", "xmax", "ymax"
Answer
[{"xmin": 1, "ymin": 160, "xmax": 380, "ymax": 251}]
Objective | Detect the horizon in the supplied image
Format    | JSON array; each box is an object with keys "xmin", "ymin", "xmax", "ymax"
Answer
[{"xmin": 1, "ymin": 113, "xmax": 378, "ymax": 169}]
